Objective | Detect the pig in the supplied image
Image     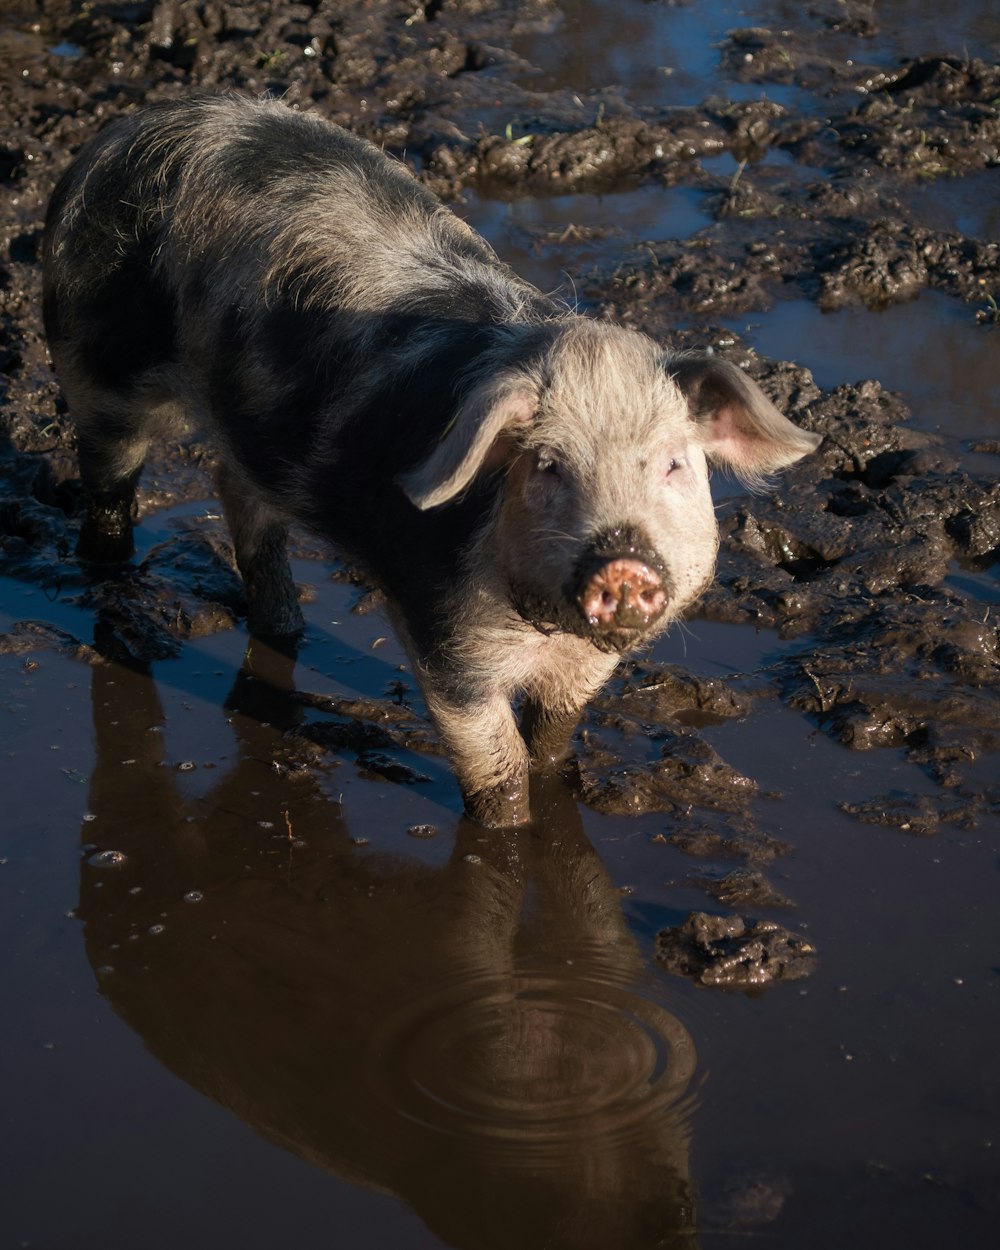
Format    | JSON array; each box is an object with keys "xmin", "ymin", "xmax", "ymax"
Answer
[{"xmin": 43, "ymin": 94, "xmax": 820, "ymax": 827}]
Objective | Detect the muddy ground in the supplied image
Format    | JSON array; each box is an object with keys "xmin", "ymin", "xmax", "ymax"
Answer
[{"xmin": 1, "ymin": 2, "xmax": 998, "ymax": 1248}]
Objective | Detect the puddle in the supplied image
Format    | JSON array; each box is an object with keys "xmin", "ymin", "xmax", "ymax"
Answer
[
  {"xmin": 722, "ymin": 292, "xmax": 1000, "ymax": 441},
  {"xmin": 510, "ymin": 0, "xmax": 799, "ymax": 109},
  {"xmin": 945, "ymin": 559, "xmax": 1000, "ymax": 605},
  {"xmin": 849, "ymin": 0, "xmax": 1000, "ymax": 64},
  {"xmin": 47, "ymin": 39, "xmax": 82, "ymax": 59},
  {"xmin": 654, "ymin": 618, "xmax": 792, "ymax": 677},
  {"xmin": 462, "ymin": 183, "xmax": 711, "ymax": 294},
  {"xmin": 3, "ymin": 0, "xmax": 1000, "ymax": 1246},
  {"xmin": 904, "ymin": 167, "xmax": 1000, "ymax": 244}
]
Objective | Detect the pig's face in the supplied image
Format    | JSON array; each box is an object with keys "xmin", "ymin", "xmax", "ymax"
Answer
[
  {"xmin": 398, "ymin": 318, "xmax": 821, "ymax": 652},
  {"xmin": 495, "ymin": 354, "xmax": 720, "ymax": 652}
]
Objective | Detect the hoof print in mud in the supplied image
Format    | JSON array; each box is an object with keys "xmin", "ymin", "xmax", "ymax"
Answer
[
  {"xmin": 687, "ymin": 867, "xmax": 792, "ymax": 910},
  {"xmin": 840, "ymin": 790, "xmax": 990, "ymax": 836},
  {"xmin": 655, "ymin": 911, "xmax": 816, "ymax": 989}
]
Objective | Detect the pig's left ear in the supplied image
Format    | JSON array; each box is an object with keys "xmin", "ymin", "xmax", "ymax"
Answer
[
  {"xmin": 397, "ymin": 376, "xmax": 536, "ymax": 510},
  {"xmin": 669, "ymin": 353, "xmax": 821, "ymax": 482}
]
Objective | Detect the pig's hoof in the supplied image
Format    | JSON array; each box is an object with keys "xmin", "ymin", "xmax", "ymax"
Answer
[
  {"xmin": 76, "ymin": 497, "xmax": 137, "ymax": 566},
  {"xmin": 76, "ymin": 524, "xmax": 135, "ymax": 566},
  {"xmin": 463, "ymin": 780, "xmax": 530, "ymax": 828}
]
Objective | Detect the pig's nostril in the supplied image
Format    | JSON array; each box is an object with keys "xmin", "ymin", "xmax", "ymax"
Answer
[{"xmin": 601, "ymin": 590, "xmax": 617, "ymax": 609}]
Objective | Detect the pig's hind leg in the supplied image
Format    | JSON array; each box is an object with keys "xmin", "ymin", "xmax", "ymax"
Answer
[
  {"xmin": 215, "ymin": 464, "xmax": 305, "ymax": 638},
  {"xmin": 74, "ymin": 403, "xmax": 150, "ymax": 565}
]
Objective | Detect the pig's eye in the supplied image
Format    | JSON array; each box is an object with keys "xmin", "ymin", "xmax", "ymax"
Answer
[
  {"xmin": 536, "ymin": 451, "xmax": 561, "ymax": 477},
  {"xmin": 666, "ymin": 457, "xmax": 683, "ymax": 477}
]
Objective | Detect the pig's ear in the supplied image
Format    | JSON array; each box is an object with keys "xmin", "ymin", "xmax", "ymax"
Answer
[
  {"xmin": 397, "ymin": 379, "xmax": 536, "ymax": 510},
  {"xmin": 669, "ymin": 353, "xmax": 821, "ymax": 484}
]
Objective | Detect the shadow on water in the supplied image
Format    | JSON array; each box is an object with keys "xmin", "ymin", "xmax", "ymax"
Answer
[{"xmin": 76, "ymin": 640, "xmax": 701, "ymax": 1250}]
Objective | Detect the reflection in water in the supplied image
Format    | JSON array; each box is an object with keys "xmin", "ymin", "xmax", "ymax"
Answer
[
  {"xmin": 510, "ymin": 0, "xmax": 748, "ymax": 107},
  {"xmin": 77, "ymin": 642, "xmax": 700, "ymax": 1249}
]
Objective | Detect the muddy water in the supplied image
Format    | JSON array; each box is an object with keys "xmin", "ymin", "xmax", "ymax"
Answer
[{"xmin": 2, "ymin": 0, "xmax": 1000, "ymax": 1247}]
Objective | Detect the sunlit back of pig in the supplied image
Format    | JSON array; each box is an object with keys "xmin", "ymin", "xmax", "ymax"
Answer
[{"xmin": 43, "ymin": 94, "xmax": 820, "ymax": 826}]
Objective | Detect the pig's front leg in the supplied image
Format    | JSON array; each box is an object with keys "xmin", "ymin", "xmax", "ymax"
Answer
[
  {"xmin": 75, "ymin": 427, "xmax": 145, "ymax": 565},
  {"xmin": 424, "ymin": 688, "xmax": 531, "ymax": 827},
  {"xmin": 520, "ymin": 697, "xmax": 586, "ymax": 770},
  {"xmin": 521, "ymin": 644, "xmax": 619, "ymax": 770}
]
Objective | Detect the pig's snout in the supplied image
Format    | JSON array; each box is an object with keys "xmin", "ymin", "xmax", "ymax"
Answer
[{"xmin": 576, "ymin": 556, "xmax": 667, "ymax": 635}]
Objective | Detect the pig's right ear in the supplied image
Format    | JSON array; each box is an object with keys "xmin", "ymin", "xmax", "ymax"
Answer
[
  {"xmin": 397, "ymin": 379, "xmax": 536, "ymax": 510},
  {"xmin": 669, "ymin": 352, "xmax": 821, "ymax": 484}
]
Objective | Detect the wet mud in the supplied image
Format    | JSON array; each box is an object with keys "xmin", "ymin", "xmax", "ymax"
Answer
[
  {"xmin": 1, "ymin": 1, "xmax": 999, "ymax": 1248},
  {"xmin": 655, "ymin": 912, "xmax": 815, "ymax": 989}
]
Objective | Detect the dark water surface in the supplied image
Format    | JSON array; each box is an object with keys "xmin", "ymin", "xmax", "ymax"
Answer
[
  {"xmin": 2, "ymin": 1, "xmax": 1000, "ymax": 1248},
  {"xmin": 4, "ymin": 545, "xmax": 998, "ymax": 1248}
]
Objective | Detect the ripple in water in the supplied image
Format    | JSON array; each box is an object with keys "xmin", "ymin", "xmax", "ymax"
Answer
[{"xmin": 365, "ymin": 968, "xmax": 696, "ymax": 1167}]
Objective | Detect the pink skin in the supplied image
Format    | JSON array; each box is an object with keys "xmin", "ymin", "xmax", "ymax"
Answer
[{"xmin": 578, "ymin": 558, "xmax": 667, "ymax": 633}]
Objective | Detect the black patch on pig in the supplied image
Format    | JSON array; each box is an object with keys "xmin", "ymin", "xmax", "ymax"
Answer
[{"xmin": 71, "ymin": 255, "xmax": 177, "ymax": 390}]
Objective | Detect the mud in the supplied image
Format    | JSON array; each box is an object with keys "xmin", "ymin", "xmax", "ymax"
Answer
[
  {"xmin": 2, "ymin": 1, "xmax": 999, "ymax": 1247},
  {"xmin": 655, "ymin": 912, "xmax": 816, "ymax": 989}
]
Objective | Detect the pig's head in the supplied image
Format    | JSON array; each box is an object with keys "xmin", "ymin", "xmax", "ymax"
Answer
[{"xmin": 399, "ymin": 320, "xmax": 820, "ymax": 652}]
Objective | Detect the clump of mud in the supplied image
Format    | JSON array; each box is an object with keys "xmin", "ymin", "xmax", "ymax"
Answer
[{"xmin": 655, "ymin": 912, "xmax": 817, "ymax": 989}]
